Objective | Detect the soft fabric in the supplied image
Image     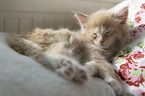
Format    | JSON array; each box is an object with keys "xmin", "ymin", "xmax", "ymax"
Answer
[
  {"xmin": 0, "ymin": 32, "xmax": 115, "ymax": 96},
  {"xmin": 114, "ymin": 0, "xmax": 145, "ymax": 96}
]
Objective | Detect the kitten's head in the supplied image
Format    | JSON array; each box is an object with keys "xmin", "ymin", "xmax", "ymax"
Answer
[{"xmin": 73, "ymin": 9, "xmax": 128, "ymax": 49}]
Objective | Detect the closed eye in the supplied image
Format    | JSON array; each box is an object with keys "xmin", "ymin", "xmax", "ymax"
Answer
[
  {"xmin": 92, "ymin": 33, "xmax": 97, "ymax": 39},
  {"xmin": 104, "ymin": 31, "xmax": 112, "ymax": 36},
  {"xmin": 93, "ymin": 33, "xmax": 97, "ymax": 36}
]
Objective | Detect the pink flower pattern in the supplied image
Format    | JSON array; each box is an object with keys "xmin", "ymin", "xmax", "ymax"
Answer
[{"xmin": 114, "ymin": 1, "xmax": 145, "ymax": 96}]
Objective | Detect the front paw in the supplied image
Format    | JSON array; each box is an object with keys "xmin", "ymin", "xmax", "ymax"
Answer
[{"xmin": 56, "ymin": 59, "xmax": 88, "ymax": 83}]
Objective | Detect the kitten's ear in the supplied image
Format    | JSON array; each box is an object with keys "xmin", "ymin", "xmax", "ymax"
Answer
[
  {"xmin": 115, "ymin": 9, "xmax": 128, "ymax": 25},
  {"xmin": 72, "ymin": 11, "xmax": 89, "ymax": 29}
]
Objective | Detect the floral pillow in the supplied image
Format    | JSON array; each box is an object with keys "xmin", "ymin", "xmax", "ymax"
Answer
[{"xmin": 114, "ymin": 0, "xmax": 145, "ymax": 96}]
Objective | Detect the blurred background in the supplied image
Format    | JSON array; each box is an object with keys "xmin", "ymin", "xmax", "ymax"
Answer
[{"xmin": 0, "ymin": 0, "xmax": 122, "ymax": 33}]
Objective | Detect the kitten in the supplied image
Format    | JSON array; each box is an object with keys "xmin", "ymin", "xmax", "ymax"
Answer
[
  {"xmin": 6, "ymin": 9, "xmax": 128, "ymax": 96},
  {"xmin": 73, "ymin": 8, "xmax": 128, "ymax": 96}
]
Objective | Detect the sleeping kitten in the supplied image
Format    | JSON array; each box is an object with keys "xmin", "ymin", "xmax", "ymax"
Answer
[
  {"xmin": 6, "ymin": 9, "xmax": 128, "ymax": 96},
  {"xmin": 73, "ymin": 8, "xmax": 128, "ymax": 96}
]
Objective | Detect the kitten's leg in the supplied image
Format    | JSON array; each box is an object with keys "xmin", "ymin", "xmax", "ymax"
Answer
[
  {"xmin": 6, "ymin": 35, "xmax": 88, "ymax": 82},
  {"xmin": 85, "ymin": 59, "xmax": 124, "ymax": 96},
  {"xmin": 6, "ymin": 35, "xmax": 53, "ymax": 69}
]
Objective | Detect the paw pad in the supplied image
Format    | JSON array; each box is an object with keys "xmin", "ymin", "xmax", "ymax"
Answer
[{"xmin": 56, "ymin": 59, "xmax": 88, "ymax": 83}]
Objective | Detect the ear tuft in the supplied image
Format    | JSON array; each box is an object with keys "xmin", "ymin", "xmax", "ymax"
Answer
[
  {"xmin": 115, "ymin": 9, "xmax": 128, "ymax": 25},
  {"xmin": 72, "ymin": 11, "xmax": 89, "ymax": 29}
]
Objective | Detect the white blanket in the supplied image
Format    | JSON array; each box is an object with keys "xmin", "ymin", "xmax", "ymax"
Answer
[{"xmin": 0, "ymin": 32, "xmax": 115, "ymax": 96}]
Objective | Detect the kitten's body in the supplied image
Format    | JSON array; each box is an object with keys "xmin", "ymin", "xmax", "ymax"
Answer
[{"xmin": 6, "ymin": 9, "xmax": 128, "ymax": 96}]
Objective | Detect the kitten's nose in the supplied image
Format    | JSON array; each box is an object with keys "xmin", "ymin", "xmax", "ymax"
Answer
[{"xmin": 99, "ymin": 40, "xmax": 104, "ymax": 45}]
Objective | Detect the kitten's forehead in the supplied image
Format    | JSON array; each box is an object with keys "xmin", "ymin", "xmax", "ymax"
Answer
[
  {"xmin": 97, "ymin": 26, "xmax": 104, "ymax": 33},
  {"xmin": 87, "ymin": 10, "xmax": 114, "ymax": 29},
  {"xmin": 90, "ymin": 26, "xmax": 107, "ymax": 34}
]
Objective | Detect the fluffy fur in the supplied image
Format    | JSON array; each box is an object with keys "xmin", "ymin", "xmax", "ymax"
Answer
[{"xmin": 6, "ymin": 9, "xmax": 128, "ymax": 96}]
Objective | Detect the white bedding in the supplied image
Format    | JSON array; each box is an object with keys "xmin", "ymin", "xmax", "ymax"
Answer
[{"xmin": 0, "ymin": 32, "xmax": 115, "ymax": 96}]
